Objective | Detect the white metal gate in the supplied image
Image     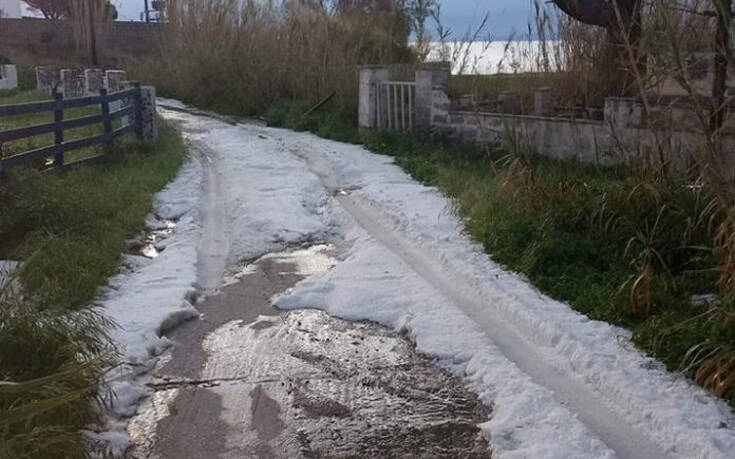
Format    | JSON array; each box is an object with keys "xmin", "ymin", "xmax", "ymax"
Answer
[{"xmin": 377, "ymin": 81, "xmax": 415, "ymax": 131}]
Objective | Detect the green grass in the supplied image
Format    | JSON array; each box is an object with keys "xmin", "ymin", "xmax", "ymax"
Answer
[
  {"xmin": 268, "ymin": 100, "xmax": 735, "ymax": 405},
  {"xmin": 0, "ymin": 122, "xmax": 186, "ymax": 310},
  {"xmin": 265, "ymin": 99, "xmax": 361, "ymax": 143},
  {"xmin": 0, "ymin": 115, "xmax": 187, "ymax": 457}
]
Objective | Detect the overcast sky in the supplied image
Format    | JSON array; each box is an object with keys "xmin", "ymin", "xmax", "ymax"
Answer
[{"xmin": 109, "ymin": 0, "xmax": 534, "ymax": 40}]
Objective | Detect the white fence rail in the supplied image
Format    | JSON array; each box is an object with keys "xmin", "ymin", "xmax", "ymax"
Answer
[{"xmin": 377, "ymin": 81, "xmax": 415, "ymax": 131}]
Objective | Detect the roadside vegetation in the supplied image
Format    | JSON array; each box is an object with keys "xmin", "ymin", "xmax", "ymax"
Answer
[
  {"xmin": 0, "ymin": 87, "xmax": 187, "ymax": 456},
  {"xmin": 127, "ymin": 0, "xmax": 735, "ymax": 408},
  {"xmin": 266, "ymin": 100, "xmax": 735, "ymax": 406},
  {"xmin": 126, "ymin": 0, "xmax": 418, "ymax": 116}
]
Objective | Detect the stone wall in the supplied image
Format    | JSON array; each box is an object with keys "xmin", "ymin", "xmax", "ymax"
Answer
[
  {"xmin": 441, "ymin": 111, "xmax": 620, "ymax": 165},
  {"xmin": 358, "ymin": 65, "xmax": 735, "ymax": 173},
  {"xmin": 28, "ymin": 66, "xmax": 157, "ymax": 140},
  {"xmin": 0, "ymin": 18, "xmax": 161, "ymax": 64}
]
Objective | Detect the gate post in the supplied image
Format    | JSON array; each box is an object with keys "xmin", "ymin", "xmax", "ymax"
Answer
[
  {"xmin": 415, "ymin": 62, "xmax": 451, "ymax": 129},
  {"xmin": 358, "ymin": 65, "xmax": 389, "ymax": 129},
  {"xmin": 138, "ymin": 85, "xmax": 158, "ymax": 141}
]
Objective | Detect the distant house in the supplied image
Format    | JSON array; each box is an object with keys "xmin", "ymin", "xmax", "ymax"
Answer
[{"xmin": 0, "ymin": 0, "xmax": 21, "ymax": 18}]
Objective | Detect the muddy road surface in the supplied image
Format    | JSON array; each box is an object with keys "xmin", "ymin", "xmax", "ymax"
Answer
[{"xmin": 127, "ymin": 246, "xmax": 491, "ymax": 458}]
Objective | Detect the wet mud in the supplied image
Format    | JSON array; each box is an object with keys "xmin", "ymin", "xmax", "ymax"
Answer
[{"xmin": 127, "ymin": 245, "xmax": 491, "ymax": 458}]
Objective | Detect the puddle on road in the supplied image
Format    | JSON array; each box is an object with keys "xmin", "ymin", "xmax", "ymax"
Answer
[
  {"xmin": 276, "ymin": 311, "xmax": 491, "ymax": 457},
  {"xmin": 129, "ymin": 219, "xmax": 176, "ymax": 259},
  {"xmin": 127, "ymin": 245, "xmax": 491, "ymax": 458},
  {"xmin": 260, "ymin": 244, "xmax": 337, "ymax": 277},
  {"xmin": 223, "ymin": 244, "xmax": 337, "ymax": 286}
]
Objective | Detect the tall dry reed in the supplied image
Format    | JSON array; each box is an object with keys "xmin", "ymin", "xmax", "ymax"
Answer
[{"xmin": 128, "ymin": 0, "xmax": 415, "ymax": 116}]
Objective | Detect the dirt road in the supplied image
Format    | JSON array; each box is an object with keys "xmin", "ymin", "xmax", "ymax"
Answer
[
  {"xmin": 127, "ymin": 247, "xmax": 490, "ymax": 458},
  {"xmin": 103, "ymin": 103, "xmax": 734, "ymax": 459}
]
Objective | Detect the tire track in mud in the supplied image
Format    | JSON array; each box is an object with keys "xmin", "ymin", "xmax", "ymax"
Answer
[
  {"xmin": 128, "ymin": 249, "xmax": 492, "ymax": 458},
  {"xmin": 290, "ymin": 144, "xmax": 667, "ymax": 459},
  {"xmin": 132, "ymin": 110, "xmax": 493, "ymax": 458},
  {"xmin": 190, "ymin": 142, "xmax": 230, "ymax": 293}
]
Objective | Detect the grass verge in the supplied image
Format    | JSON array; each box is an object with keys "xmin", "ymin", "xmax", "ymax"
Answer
[
  {"xmin": 267, "ymin": 100, "xmax": 735, "ymax": 405},
  {"xmin": 0, "ymin": 121, "xmax": 186, "ymax": 311},
  {"xmin": 0, "ymin": 117, "xmax": 187, "ymax": 456}
]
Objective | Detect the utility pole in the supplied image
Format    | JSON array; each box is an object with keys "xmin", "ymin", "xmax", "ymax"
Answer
[{"xmin": 144, "ymin": 0, "xmax": 150, "ymax": 22}]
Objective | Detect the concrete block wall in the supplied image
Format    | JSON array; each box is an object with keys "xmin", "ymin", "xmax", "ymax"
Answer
[
  {"xmin": 104, "ymin": 70, "xmax": 126, "ymax": 93},
  {"xmin": 358, "ymin": 64, "xmax": 735, "ymax": 172},
  {"xmin": 29, "ymin": 67, "xmax": 157, "ymax": 141},
  {"xmin": 84, "ymin": 68, "xmax": 105, "ymax": 95},
  {"xmin": 0, "ymin": 64, "xmax": 17, "ymax": 90},
  {"xmin": 445, "ymin": 111, "xmax": 621, "ymax": 165},
  {"xmin": 36, "ymin": 67, "xmax": 129, "ymax": 98},
  {"xmin": 60, "ymin": 69, "xmax": 85, "ymax": 98},
  {"xmin": 36, "ymin": 66, "xmax": 60, "ymax": 94}
]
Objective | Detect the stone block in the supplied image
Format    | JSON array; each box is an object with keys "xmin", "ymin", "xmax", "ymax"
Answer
[
  {"xmin": 534, "ymin": 87, "xmax": 555, "ymax": 116},
  {"xmin": 0, "ymin": 64, "xmax": 17, "ymax": 90},
  {"xmin": 105, "ymin": 70, "xmax": 127, "ymax": 112},
  {"xmin": 84, "ymin": 68, "xmax": 105, "ymax": 95},
  {"xmin": 36, "ymin": 66, "xmax": 60, "ymax": 94},
  {"xmin": 60, "ymin": 69, "xmax": 85, "ymax": 98},
  {"xmin": 498, "ymin": 91, "xmax": 521, "ymax": 115},
  {"xmin": 104, "ymin": 70, "xmax": 126, "ymax": 92},
  {"xmin": 140, "ymin": 86, "xmax": 158, "ymax": 140}
]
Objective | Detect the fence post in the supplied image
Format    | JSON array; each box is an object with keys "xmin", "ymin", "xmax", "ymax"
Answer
[
  {"xmin": 53, "ymin": 91, "xmax": 64, "ymax": 168},
  {"xmin": 100, "ymin": 88, "xmax": 112, "ymax": 145},
  {"xmin": 139, "ymin": 86, "xmax": 158, "ymax": 141},
  {"xmin": 133, "ymin": 82, "xmax": 143, "ymax": 140}
]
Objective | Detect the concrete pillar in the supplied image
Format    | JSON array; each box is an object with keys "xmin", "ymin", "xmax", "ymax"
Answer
[
  {"xmin": 84, "ymin": 68, "xmax": 105, "ymax": 95},
  {"xmin": 358, "ymin": 65, "xmax": 389, "ymax": 129},
  {"xmin": 140, "ymin": 86, "xmax": 158, "ymax": 141},
  {"xmin": 120, "ymin": 80, "xmax": 134, "ymax": 126},
  {"xmin": 0, "ymin": 64, "xmax": 18, "ymax": 90},
  {"xmin": 104, "ymin": 70, "xmax": 126, "ymax": 92},
  {"xmin": 60, "ymin": 69, "xmax": 85, "ymax": 98},
  {"xmin": 534, "ymin": 87, "xmax": 555, "ymax": 116},
  {"xmin": 415, "ymin": 62, "xmax": 451, "ymax": 128},
  {"xmin": 498, "ymin": 91, "xmax": 521, "ymax": 115},
  {"xmin": 36, "ymin": 66, "xmax": 60, "ymax": 94},
  {"xmin": 105, "ymin": 70, "xmax": 126, "ymax": 112}
]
